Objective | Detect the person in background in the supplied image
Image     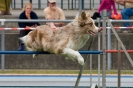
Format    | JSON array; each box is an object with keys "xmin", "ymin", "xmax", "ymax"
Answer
[
  {"xmin": 113, "ymin": 0, "xmax": 133, "ymax": 33},
  {"xmin": 98, "ymin": 0, "xmax": 118, "ymax": 18},
  {"xmin": 43, "ymin": 0, "xmax": 65, "ymax": 30},
  {"xmin": 0, "ymin": 0, "xmax": 12, "ymax": 15},
  {"xmin": 17, "ymin": 2, "xmax": 40, "ymax": 51}
]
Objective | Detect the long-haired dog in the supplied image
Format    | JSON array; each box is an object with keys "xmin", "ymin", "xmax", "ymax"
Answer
[{"xmin": 20, "ymin": 11, "xmax": 99, "ymax": 65}]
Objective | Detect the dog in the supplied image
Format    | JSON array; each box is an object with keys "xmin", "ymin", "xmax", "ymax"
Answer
[{"xmin": 20, "ymin": 11, "xmax": 99, "ymax": 65}]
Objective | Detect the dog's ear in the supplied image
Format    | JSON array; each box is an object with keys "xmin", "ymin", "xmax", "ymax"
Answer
[
  {"xmin": 86, "ymin": 11, "xmax": 91, "ymax": 17},
  {"xmin": 81, "ymin": 11, "xmax": 87, "ymax": 20}
]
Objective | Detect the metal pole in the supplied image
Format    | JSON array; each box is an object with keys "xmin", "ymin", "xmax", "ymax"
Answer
[
  {"xmin": 68, "ymin": 0, "xmax": 70, "ymax": 10},
  {"xmin": 102, "ymin": 10, "xmax": 107, "ymax": 88},
  {"xmin": 118, "ymin": 42, "xmax": 121, "ymax": 88},
  {"xmin": 93, "ymin": 0, "xmax": 94, "ymax": 10},
  {"xmin": 110, "ymin": 20, "xmax": 133, "ymax": 22},
  {"xmin": 90, "ymin": 0, "xmax": 91, "ymax": 9},
  {"xmin": 118, "ymin": 4, "xmax": 120, "ymax": 10},
  {"xmin": 97, "ymin": 18, "xmax": 101, "ymax": 88},
  {"xmin": 90, "ymin": 54, "xmax": 92, "ymax": 87},
  {"xmin": 14, "ymin": 0, "xmax": 16, "ymax": 9},
  {"xmin": 107, "ymin": 25, "xmax": 111, "ymax": 70},
  {"xmin": 11, "ymin": 0, "xmax": 13, "ymax": 9},
  {"xmin": 21, "ymin": 0, "xmax": 23, "ymax": 8},
  {"xmin": 38, "ymin": 0, "xmax": 41, "ymax": 9},
  {"xmin": 1, "ymin": 21, "xmax": 5, "ymax": 71},
  {"xmin": 75, "ymin": 0, "xmax": 76, "ymax": 10},
  {"xmin": 2, "ymin": 19, "xmax": 133, "ymax": 23},
  {"xmin": 82, "ymin": 0, "xmax": 84, "ymax": 9},
  {"xmin": 61, "ymin": 0, "xmax": 63, "ymax": 9},
  {"xmin": 78, "ymin": 0, "xmax": 82, "ymax": 15},
  {"xmin": 47, "ymin": 0, "xmax": 48, "ymax": 7},
  {"xmin": 72, "ymin": 0, "xmax": 73, "ymax": 10},
  {"xmin": 29, "ymin": 0, "xmax": 32, "ymax": 4},
  {"xmin": 2, "ymin": 19, "xmax": 72, "ymax": 22}
]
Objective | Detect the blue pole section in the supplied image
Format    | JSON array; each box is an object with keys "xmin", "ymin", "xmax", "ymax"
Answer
[{"xmin": 0, "ymin": 51, "xmax": 103, "ymax": 54}]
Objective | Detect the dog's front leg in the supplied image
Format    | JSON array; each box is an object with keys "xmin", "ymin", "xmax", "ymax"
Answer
[
  {"xmin": 26, "ymin": 47, "xmax": 38, "ymax": 58},
  {"xmin": 62, "ymin": 48, "xmax": 84, "ymax": 65}
]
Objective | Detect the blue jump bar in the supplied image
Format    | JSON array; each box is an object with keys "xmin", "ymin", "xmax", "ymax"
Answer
[{"xmin": 0, "ymin": 51, "xmax": 103, "ymax": 54}]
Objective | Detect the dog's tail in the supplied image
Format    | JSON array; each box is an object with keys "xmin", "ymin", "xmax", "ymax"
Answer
[{"xmin": 19, "ymin": 36, "xmax": 27, "ymax": 44}]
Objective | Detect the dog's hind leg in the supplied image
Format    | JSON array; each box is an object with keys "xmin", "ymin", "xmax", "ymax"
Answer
[{"xmin": 62, "ymin": 48, "xmax": 84, "ymax": 65}]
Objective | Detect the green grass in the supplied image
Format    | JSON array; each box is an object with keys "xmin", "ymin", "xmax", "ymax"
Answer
[{"xmin": 0, "ymin": 70, "xmax": 133, "ymax": 74}]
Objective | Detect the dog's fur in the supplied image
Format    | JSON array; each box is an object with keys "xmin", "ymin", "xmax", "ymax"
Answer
[{"xmin": 20, "ymin": 11, "xmax": 99, "ymax": 65}]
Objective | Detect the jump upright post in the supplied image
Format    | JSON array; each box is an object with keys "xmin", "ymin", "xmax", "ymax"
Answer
[
  {"xmin": 0, "ymin": 20, "xmax": 5, "ymax": 71},
  {"xmin": 97, "ymin": 17, "xmax": 101, "ymax": 88},
  {"xmin": 102, "ymin": 10, "xmax": 107, "ymax": 88}
]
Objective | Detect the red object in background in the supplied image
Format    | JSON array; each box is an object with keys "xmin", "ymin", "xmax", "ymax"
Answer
[
  {"xmin": 111, "ymin": 13, "xmax": 115, "ymax": 19},
  {"xmin": 111, "ymin": 12, "xmax": 122, "ymax": 20}
]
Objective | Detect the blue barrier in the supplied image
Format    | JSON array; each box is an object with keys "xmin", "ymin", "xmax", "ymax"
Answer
[{"xmin": 0, "ymin": 51, "xmax": 103, "ymax": 54}]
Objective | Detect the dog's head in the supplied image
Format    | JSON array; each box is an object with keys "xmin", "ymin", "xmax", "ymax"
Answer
[{"xmin": 77, "ymin": 11, "xmax": 99, "ymax": 36}]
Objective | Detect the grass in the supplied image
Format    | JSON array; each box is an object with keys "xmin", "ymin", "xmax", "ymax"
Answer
[{"xmin": 0, "ymin": 69, "xmax": 133, "ymax": 75}]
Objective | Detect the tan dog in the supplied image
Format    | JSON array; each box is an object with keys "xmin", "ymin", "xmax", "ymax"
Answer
[{"xmin": 20, "ymin": 11, "xmax": 99, "ymax": 65}]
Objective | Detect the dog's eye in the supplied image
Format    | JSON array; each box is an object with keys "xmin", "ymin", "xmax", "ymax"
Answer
[
  {"xmin": 88, "ymin": 23, "xmax": 93, "ymax": 27},
  {"xmin": 80, "ymin": 23, "xmax": 85, "ymax": 27}
]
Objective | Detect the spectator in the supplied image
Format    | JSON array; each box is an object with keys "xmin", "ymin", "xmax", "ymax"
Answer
[
  {"xmin": 98, "ymin": 0, "xmax": 118, "ymax": 18},
  {"xmin": 114, "ymin": 0, "xmax": 133, "ymax": 33},
  {"xmin": 17, "ymin": 2, "xmax": 40, "ymax": 51},
  {"xmin": 0, "ymin": 0, "xmax": 12, "ymax": 15},
  {"xmin": 43, "ymin": 0, "xmax": 65, "ymax": 30}
]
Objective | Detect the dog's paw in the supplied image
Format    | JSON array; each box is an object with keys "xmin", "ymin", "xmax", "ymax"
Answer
[
  {"xmin": 78, "ymin": 58, "xmax": 84, "ymax": 65},
  {"xmin": 32, "ymin": 54, "xmax": 38, "ymax": 58}
]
